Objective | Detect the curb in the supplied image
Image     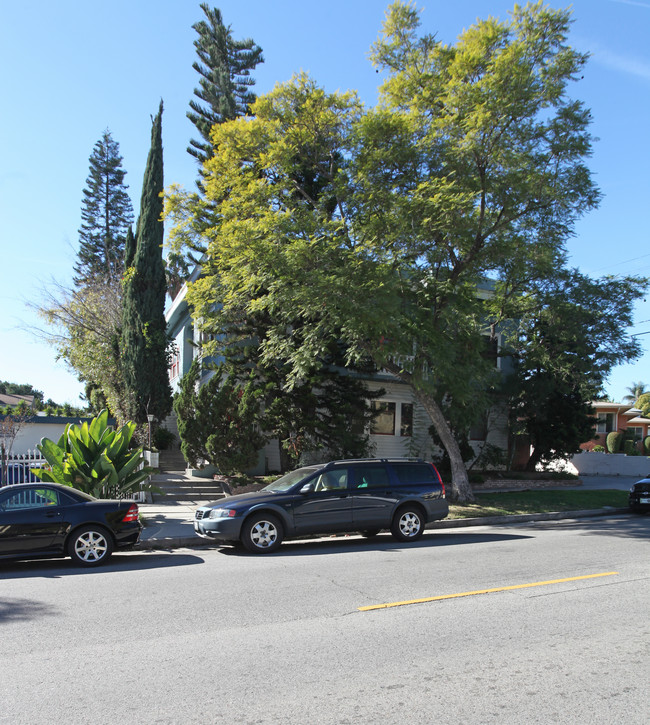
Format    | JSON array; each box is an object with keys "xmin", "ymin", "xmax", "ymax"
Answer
[
  {"xmin": 136, "ymin": 507, "xmax": 631, "ymax": 551},
  {"xmin": 429, "ymin": 507, "xmax": 630, "ymax": 529}
]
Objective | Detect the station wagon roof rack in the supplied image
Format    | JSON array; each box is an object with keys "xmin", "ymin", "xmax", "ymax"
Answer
[{"xmin": 322, "ymin": 457, "xmax": 427, "ymax": 468}]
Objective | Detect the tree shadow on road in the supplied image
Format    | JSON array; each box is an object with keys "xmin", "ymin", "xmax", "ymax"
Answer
[
  {"xmin": 218, "ymin": 530, "xmax": 534, "ymax": 557},
  {"xmin": 0, "ymin": 550, "xmax": 205, "ymax": 581},
  {"xmin": 521, "ymin": 512, "xmax": 650, "ymax": 540}
]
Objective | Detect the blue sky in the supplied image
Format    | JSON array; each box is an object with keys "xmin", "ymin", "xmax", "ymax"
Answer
[{"xmin": 1, "ymin": 0, "xmax": 649, "ymax": 405}]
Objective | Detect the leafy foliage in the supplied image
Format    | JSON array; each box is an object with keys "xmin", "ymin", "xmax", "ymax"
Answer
[
  {"xmin": 121, "ymin": 102, "xmax": 173, "ymax": 425},
  {"xmin": 74, "ymin": 130, "xmax": 134, "ymax": 286},
  {"xmin": 173, "ymin": 360, "xmax": 264, "ymax": 477},
  {"xmin": 507, "ymin": 270, "xmax": 646, "ymax": 469},
  {"xmin": 166, "ymin": 3, "xmax": 611, "ymax": 502},
  {"xmin": 187, "ymin": 3, "xmax": 263, "ymax": 166},
  {"xmin": 32, "ymin": 410, "xmax": 153, "ymax": 499}
]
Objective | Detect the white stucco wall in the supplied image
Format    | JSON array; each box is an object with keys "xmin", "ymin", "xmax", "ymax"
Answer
[{"xmin": 568, "ymin": 451, "xmax": 650, "ymax": 477}]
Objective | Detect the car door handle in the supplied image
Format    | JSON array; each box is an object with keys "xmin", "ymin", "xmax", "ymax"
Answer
[{"xmin": 44, "ymin": 512, "xmax": 61, "ymax": 518}]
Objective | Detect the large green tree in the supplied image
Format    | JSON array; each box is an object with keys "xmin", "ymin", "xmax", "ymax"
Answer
[
  {"xmin": 74, "ymin": 130, "xmax": 134, "ymax": 286},
  {"xmin": 174, "ymin": 359, "xmax": 265, "ymax": 478},
  {"xmin": 121, "ymin": 102, "xmax": 172, "ymax": 426},
  {"xmin": 507, "ymin": 270, "xmax": 646, "ymax": 470},
  {"xmin": 187, "ymin": 3, "xmax": 263, "ymax": 166},
  {"xmin": 167, "ymin": 3, "xmax": 603, "ymax": 503}
]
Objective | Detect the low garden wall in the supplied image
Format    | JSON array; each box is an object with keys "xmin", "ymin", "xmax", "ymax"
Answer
[
  {"xmin": 477, "ymin": 477, "xmax": 578, "ymax": 490},
  {"xmin": 568, "ymin": 451, "xmax": 650, "ymax": 477}
]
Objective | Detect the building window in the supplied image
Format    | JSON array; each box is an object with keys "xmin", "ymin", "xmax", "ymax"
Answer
[
  {"xmin": 371, "ymin": 401, "xmax": 413, "ymax": 437},
  {"xmin": 400, "ymin": 403, "xmax": 413, "ymax": 437},
  {"xmin": 627, "ymin": 426, "xmax": 643, "ymax": 440},
  {"xmin": 596, "ymin": 413, "xmax": 615, "ymax": 434},
  {"xmin": 482, "ymin": 334, "xmax": 499, "ymax": 368},
  {"xmin": 169, "ymin": 351, "xmax": 180, "ymax": 381},
  {"xmin": 371, "ymin": 402, "xmax": 395, "ymax": 435}
]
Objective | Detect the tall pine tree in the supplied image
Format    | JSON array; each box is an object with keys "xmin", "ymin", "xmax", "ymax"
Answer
[
  {"xmin": 121, "ymin": 102, "xmax": 172, "ymax": 425},
  {"xmin": 187, "ymin": 3, "xmax": 263, "ymax": 165},
  {"xmin": 74, "ymin": 130, "xmax": 134, "ymax": 286}
]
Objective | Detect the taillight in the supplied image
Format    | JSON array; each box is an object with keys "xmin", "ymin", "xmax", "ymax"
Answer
[
  {"xmin": 122, "ymin": 503, "xmax": 139, "ymax": 522},
  {"xmin": 428, "ymin": 462, "xmax": 445, "ymax": 497}
]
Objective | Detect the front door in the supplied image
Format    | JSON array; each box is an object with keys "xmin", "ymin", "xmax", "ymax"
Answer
[
  {"xmin": 291, "ymin": 468, "xmax": 353, "ymax": 534},
  {"xmin": 0, "ymin": 486, "xmax": 63, "ymax": 556}
]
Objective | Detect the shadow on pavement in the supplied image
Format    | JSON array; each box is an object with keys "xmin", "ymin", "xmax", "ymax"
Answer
[
  {"xmin": 0, "ymin": 550, "xmax": 205, "ymax": 581},
  {"xmin": 218, "ymin": 529, "xmax": 534, "ymax": 557},
  {"xmin": 523, "ymin": 512, "xmax": 650, "ymax": 539}
]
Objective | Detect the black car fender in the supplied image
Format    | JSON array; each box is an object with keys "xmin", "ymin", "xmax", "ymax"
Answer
[{"xmin": 241, "ymin": 502, "xmax": 294, "ymax": 535}]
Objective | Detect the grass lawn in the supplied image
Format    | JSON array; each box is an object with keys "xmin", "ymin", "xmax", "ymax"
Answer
[{"xmin": 448, "ymin": 489, "xmax": 630, "ymax": 519}]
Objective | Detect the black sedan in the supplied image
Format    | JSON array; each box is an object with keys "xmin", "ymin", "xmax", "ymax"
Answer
[
  {"xmin": 0, "ymin": 482, "xmax": 142, "ymax": 566},
  {"xmin": 629, "ymin": 476, "xmax": 650, "ymax": 513}
]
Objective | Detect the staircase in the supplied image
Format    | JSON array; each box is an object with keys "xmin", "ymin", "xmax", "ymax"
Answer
[
  {"xmin": 152, "ymin": 474, "xmax": 228, "ymax": 502},
  {"xmin": 154, "ymin": 447, "xmax": 227, "ymax": 502},
  {"xmin": 158, "ymin": 447, "xmax": 188, "ymax": 473}
]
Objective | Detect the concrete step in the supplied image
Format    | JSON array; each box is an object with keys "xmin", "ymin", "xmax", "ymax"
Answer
[{"xmin": 152, "ymin": 477, "xmax": 229, "ymax": 502}]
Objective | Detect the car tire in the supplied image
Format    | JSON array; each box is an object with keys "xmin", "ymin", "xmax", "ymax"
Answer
[
  {"xmin": 390, "ymin": 506, "xmax": 425, "ymax": 542},
  {"xmin": 360, "ymin": 529, "xmax": 381, "ymax": 538},
  {"xmin": 241, "ymin": 513, "xmax": 284, "ymax": 554},
  {"xmin": 68, "ymin": 526, "xmax": 114, "ymax": 566}
]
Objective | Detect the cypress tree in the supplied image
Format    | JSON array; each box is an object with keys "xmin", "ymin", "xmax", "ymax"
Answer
[
  {"xmin": 74, "ymin": 130, "xmax": 134, "ymax": 286},
  {"xmin": 121, "ymin": 101, "xmax": 172, "ymax": 425},
  {"xmin": 187, "ymin": 4, "xmax": 263, "ymax": 165}
]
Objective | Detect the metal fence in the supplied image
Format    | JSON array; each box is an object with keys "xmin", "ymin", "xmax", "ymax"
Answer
[{"xmin": 0, "ymin": 450, "xmax": 46, "ymax": 486}]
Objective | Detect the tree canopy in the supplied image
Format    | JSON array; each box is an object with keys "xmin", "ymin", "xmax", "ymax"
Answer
[
  {"xmin": 187, "ymin": 3, "xmax": 263, "ymax": 166},
  {"xmin": 166, "ymin": 2, "xmax": 641, "ymax": 502},
  {"xmin": 121, "ymin": 101, "xmax": 173, "ymax": 426},
  {"xmin": 74, "ymin": 130, "xmax": 134, "ymax": 286}
]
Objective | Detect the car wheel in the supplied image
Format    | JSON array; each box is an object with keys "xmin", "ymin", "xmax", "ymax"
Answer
[
  {"xmin": 390, "ymin": 506, "xmax": 425, "ymax": 542},
  {"xmin": 360, "ymin": 529, "xmax": 381, "ymax": 538},
  {"xmin": 241, "ymin": 513, "xmax": 283, "ymax": 554},
  {"xmin": 68, "ymin": 526, "xmax": 114, "ymax": 566}
]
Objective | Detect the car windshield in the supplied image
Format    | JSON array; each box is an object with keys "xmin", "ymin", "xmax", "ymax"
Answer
[{"xmin": 262, "ymin": 466, "xmax": 323, "ymax": 493}]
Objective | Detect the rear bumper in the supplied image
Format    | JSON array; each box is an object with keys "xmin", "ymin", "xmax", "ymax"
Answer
[
  {"xmin": 425, "ymin": 499, "xmax": 450, "ymax": 523},
  {"xmin": 115, "ymin": 524, "xmax": 142, "ymax": 549}
]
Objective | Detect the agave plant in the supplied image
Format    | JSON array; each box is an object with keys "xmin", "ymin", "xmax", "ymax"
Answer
[{"xmin": 32, "ymin": 410, "xmax": 155, "ymax": 499}]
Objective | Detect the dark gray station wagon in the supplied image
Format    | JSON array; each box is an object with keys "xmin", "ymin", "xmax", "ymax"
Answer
[{"xmin": 194, "ymin": 458, "xmax": 448, "ymax": 553}]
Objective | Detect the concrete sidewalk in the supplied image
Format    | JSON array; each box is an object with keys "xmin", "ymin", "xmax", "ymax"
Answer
[{"xmin": 136, "ymin": 474, "xmax": 636, "ymax": 551}]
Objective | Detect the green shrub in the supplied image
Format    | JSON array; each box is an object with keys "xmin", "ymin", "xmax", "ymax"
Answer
[
  {"xmin": 624, "ymin": 439, "xmax": 639, "ymax": 456},
  {"xmin": 32, "ymin": 409, "xmax": 155, "ymax": 499},
  {"xmin": 591, "ymin": 445, "xmax": 606, "ymax": 453},
  {"xmin": 153, "ymin": 426, "xmax": 176, "ymax": 451},
  {"xmin": 606, "ymin": 431, "xmax": 623, "ymax": 453},
  {"xmin": 644, "ymin": 436, "xmax": 650, "ymax": 455}
]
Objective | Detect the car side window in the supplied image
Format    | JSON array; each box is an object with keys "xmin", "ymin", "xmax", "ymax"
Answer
[
  {"xmin": 314, "ymin": 469, "xmax": 349, "ymax": 491},
  {"xmin": 1, "ymin": 488, "xmax": 59, "ymax": 511},
  {"xmin": 392, "ymin": 463, "xmax": 438, "ymax": 485},
  {"xmin": 353, "ymin": 465, "xmax": 390, "ymax": 488}
]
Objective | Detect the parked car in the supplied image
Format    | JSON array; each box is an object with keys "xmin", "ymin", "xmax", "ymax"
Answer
[
  {"xmin": 0, "ymin": 482, "xmax": 142, "ymax": 566},
  {"xmin": 194, "ymin": 458, "xmax": 448, "ymax": 553},
  {"xmin": 629, "ymin": 476, "xmax": 650, "ymax": 513}
]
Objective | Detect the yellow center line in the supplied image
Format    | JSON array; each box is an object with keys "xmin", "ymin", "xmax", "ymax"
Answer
[{"xmin": 358, "ymin": 572, "xmax": 619, "ymax": 611}]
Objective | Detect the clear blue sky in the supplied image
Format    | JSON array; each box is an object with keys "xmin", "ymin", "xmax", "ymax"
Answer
[{"xmin": 1, "ymin": 0, "xmax": 649, "ymax": 405}]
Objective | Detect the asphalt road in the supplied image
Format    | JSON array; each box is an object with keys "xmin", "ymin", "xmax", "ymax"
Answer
[{"xmin": 1, "ymin": 513, "xmax": 648, "ymax": 725}]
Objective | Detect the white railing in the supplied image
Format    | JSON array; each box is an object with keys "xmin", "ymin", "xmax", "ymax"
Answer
[
  {"xmin": 0, "ymin": 450, "xmax": 46, "ymax": 486},
  {"xmin": 0, "ymin": 450, "xmax": 151, "ymax": 502}
]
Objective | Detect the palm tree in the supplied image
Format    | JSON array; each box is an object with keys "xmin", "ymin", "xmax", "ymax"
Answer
[{"xmin": 623, "ymin": 381, "xmax": 649, "ymax": 404}]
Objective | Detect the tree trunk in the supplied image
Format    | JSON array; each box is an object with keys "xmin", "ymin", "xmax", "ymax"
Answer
[
  {"xmin": 382, "ymin": 361, "xmax": 475, "ymax": 504},
  {"xmin": 415, "ymin": 389, "xmax": 476, "ymax": 504},
  {"xmin": 524, "ymin": 447, "xmax": 542, "ymax": 473}
]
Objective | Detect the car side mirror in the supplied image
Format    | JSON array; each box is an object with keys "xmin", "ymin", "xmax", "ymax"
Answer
[{"xmin": 300, "ymin": 483, "xmax": 315, "ymax": 494}]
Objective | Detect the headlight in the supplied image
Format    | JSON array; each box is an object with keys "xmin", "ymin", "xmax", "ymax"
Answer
[{"xmin": 209, "ymin": 508, "xmax": 237, "ymax": 519}]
